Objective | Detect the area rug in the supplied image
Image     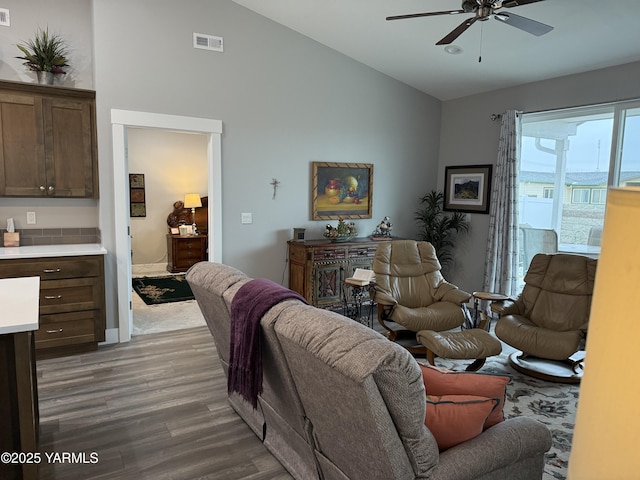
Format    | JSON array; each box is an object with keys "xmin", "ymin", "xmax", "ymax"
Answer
[
  {"xmin": 132, "ymin": 275, "xmax": 195, "ymax": 305},
  {"xmin": 425, "ymin": 354, "xmax": 579, "ymax": 480}
]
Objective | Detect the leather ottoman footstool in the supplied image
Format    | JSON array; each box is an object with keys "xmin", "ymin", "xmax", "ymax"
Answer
[{"xmin": 416, "ymin": 329, "xmax": 502, "ymax": 372}]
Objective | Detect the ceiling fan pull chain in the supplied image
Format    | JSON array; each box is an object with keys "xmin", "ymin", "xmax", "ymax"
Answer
[{"xmin": 478, "ymin": 21, "xmax": 484, "ymax": 63}]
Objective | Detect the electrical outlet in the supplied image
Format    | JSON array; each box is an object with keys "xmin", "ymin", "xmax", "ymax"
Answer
[{"xmin": 27, "ymin": 211, "xmax": 36, "ymax": 224}]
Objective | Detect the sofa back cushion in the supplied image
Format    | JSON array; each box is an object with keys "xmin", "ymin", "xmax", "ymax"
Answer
[{"xmin": 273, "ymin": 303, "xmax": 439, "ymax": 479}]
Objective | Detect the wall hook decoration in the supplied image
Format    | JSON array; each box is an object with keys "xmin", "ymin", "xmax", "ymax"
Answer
[{"xmin": 270, "ymin": 178, "xmax": 280, "ymax": 199}]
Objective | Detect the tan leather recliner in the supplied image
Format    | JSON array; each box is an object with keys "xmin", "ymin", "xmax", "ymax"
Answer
[
  {"xmin": 373, "ymin": 240, "xmax": 471, "ymax": 352},
  {"xmin": 494, "ymin": 253, "xmax": 597, "ymax": 380}
]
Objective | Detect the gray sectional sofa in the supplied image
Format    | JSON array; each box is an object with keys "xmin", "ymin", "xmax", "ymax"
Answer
[{"xmin": 186, "ymin": 261, "xmax": 552, "ymax": 480}]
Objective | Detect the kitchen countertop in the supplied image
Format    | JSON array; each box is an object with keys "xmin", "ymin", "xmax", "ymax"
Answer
[
  {"xmin": 0, "ymin": 276, "xmax": 40, "ymax": 334},
  {"xmin": 0, "ymin": 243, "xmax": 107, "ymax": 260}
]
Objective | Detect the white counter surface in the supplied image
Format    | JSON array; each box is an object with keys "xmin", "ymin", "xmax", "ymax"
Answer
[
  {"xmin": 0, "ymin": 276, "xmax": 40, "ymax": 334},
  {"xmin": 0, "ymin": 243, "xmax": 107, "ymax": 260}
]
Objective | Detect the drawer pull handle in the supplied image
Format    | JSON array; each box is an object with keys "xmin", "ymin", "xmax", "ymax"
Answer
[
  {"xmin": 43, "ymin": 268, "xmax": 61, "ymax": 273},
  {"xmin": 44, "ymin": 295, "xmax": 63, "ymax": 300},
  {"xmin": 46, "ymin": 328, "xmax": 63, "ymax": 334}
]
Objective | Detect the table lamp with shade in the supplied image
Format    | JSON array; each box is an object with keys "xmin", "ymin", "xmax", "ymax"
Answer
[
  {"xmin": 183, "ymin": 193, "xmax": 202, "ymax": 234},
  {"xmin": 568, "ymin": 187, "xmax": 640, "ymax": 479}
]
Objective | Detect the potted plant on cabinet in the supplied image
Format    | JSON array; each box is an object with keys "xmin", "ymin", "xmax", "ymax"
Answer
[
  {"xmin": 415, "ymin": 190, "xmax": 469, "ymax": 273},
  {"xmin": 15, "ymin": 27, "xmax": 70, "ymax": 85}
]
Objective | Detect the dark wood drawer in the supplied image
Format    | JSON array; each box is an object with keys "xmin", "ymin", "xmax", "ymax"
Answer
[
  {"xmin": 35, "ymin": 310, "xmax": 99, "ymax": 349},
  {"xmin": 0, "ymin": 255, "xmax": 101, "ymax": 280},
  {"xmin": 39, "ymin": 277, "xmax": 102, "ymax": 314}
]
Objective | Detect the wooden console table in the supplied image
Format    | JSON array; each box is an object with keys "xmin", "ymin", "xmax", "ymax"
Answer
[{"xmin": 287, "ymin": 238, "xmax": 379, "ymax": 308}]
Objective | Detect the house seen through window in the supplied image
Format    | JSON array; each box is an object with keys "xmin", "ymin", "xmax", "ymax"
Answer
[{"xmin": 518, "ymin": 100, "xmax": 640, "ymax": 278}]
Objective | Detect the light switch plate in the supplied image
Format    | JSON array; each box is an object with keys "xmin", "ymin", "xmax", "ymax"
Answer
[{"xmin": 241, "ymin": 212, "xmax": 252, "ymax": 224}]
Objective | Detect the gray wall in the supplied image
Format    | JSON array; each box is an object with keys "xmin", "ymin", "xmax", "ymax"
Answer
[
  {"xmin": 93, "ymin": 0, "xmax": 441, "ymax": 330},
  {"xmin": 438, "ymin": 61, "xmax": 640, "ymax": 291},
  {"xmin": 0, "ymin": 0, "xmax": 96, "ymax": 230}
]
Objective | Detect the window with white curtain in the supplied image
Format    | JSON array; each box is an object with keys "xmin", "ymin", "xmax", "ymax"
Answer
[{"xmin": 518, "ymin": 99, "xmax": 640, "ymax": 272}]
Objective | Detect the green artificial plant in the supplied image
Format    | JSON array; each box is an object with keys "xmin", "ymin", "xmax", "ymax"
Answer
[
  {"xmin": 15, "ymin": 27, "xmax": 69, "ymax": 74},
  {"xmin": 415, "ymin": 190, "xmax": 469, "ymax": 270}
]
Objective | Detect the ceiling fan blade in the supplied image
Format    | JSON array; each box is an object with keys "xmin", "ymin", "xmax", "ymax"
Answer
[
  {"xmin": 386, "ymin": 9, "xmax": 464, "ymax": 21},
  {"xmin": 436, "ymin": 16, "xmax": 478, "ymax": 45},
  {"xmin": 493, "ymin": 11, "xmax": 553, "ymax": 36},
  {"xmin": 501, "ymin": 0, "xmax": 546, "ymax": 7}
]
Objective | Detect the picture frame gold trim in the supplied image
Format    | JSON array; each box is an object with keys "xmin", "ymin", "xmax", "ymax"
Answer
[
  {"xmin": 312, "ymin": 162, "xmax": 373, "ymax": 220},
  {"xmin": 443, "ymin": 164, "xmax": 493, "ymax": 214}
]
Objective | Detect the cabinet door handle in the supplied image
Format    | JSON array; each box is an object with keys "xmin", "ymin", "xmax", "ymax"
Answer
[
  {"xmin": 48, "ymin": 185, "xmax": 55, "ymax": 193},
  {"xmin": 40, "ymin": 185, "xmax": 46, "ymax": 192},
  {"xmin": 44, "ymin": 295, "xmax": 63, "ymax": 300},
  {"xmin": 46, "ymin": 328, "xmax": 64, "ymax": 334},
  {"xmin": 42, "ymin": 268, "xmax": 61, "ymax": 273}
]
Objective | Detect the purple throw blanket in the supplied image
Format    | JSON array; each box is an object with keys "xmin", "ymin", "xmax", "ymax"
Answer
[{"xmin": 228, "ymin": 278, "xmax": 306, "ymax": 408}]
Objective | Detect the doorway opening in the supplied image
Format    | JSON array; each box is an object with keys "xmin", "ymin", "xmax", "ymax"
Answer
[{"xmin": 111, "ymin": 110, "xmax": 222, "ymax": 343}]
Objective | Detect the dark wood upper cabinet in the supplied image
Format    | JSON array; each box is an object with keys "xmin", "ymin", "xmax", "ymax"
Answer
[{"xmin": 0, "ymin": 80, "xmax": 98, "ymax": 198}]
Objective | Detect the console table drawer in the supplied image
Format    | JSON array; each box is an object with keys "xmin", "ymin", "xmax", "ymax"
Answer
[{"xmin": 314, "ymin": 247, "xmax": 346, "ymax": 261}]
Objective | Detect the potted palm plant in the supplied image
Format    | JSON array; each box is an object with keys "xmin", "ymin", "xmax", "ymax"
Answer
[
  {"xmin": 15, "ymin": 27, "xmax": 69, "ymax": 85},
  {"xmin": 415, "ymin": 190, "xmax": 469, "ymax": 271}
]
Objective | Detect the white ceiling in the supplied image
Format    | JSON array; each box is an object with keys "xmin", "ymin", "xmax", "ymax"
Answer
[{"xmin": 232, "ymin": 0, "xmax": 640, "ymax": 101}]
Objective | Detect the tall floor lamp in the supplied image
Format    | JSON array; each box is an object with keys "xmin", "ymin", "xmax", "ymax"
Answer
[
  {"xmin": 568, "ymin": 187, "xmax": 640, "ymax": 479},
  {"xmin": 183, "ymin": 193, "xmax": 202, "ymax": 235}
]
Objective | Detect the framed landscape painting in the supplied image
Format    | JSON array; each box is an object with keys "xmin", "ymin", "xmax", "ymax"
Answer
[
  {"xmin": 312, "ymin": 162, "xmax": 373, "ymax": 220},
  {"xmin": 443, "ymin": 164, "xmax": 492, "ymax": 214}
]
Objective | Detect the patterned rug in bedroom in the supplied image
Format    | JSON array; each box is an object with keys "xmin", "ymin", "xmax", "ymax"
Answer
[
  {"xmin": 132, "ymin": 275, "xmax": 195, "ymax": 305},
  {"xmin": 428, "ymin": 354, "xmax": 579, "ymax": 480}
]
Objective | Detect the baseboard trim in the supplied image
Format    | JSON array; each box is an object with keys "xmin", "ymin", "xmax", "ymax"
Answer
[
  {"xmin": 132, "ymin": 263, "xmax": 167, "ymax": 276},
  {"xmin": 101, "ymin": 328, "xmax": 120, "ymax": 345}
]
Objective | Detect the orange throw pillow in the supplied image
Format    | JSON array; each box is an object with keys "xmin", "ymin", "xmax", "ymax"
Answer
[
  {"xmin": 419, "ymin": 363, "xmax": 510, "ymax": 428},
  {"xmin": 425, "ymin": 394, "xmax": 499, "ymax": 451}
]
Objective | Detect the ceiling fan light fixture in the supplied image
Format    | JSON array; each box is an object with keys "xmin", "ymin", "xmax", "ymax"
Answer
[{"xmin": 444, "ymin": 45, "xmax": 464, "ymax": 54}]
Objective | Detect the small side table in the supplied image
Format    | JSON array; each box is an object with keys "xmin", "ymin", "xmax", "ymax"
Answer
[
  {"xmin": 342, "ymin": 280, "xmax": 375, "ymax": 328},
  {"xmin": 472, "ymin": 291, "xmax": 509, "ymax": 330}
]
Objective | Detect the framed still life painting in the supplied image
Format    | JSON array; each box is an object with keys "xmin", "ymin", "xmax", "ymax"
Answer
[{"xmin": 311, "ymin": 162, "xmax": 373, "ymax": 220}]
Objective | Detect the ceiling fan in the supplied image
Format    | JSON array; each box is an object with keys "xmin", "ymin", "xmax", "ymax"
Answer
[{"xmin": 386, "ymin": 0, "xmax": 553, "ymax": 46}]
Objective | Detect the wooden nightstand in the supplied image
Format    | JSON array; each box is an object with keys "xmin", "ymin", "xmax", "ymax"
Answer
[{"xmin": 167, "ymin": 234, "xmax": 207, "ymax": 273}]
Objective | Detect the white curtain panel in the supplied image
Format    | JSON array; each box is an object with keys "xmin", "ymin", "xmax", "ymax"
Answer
[{"xmin": 483, "ymin": 110, "xmax": 521, "ymax": 296}]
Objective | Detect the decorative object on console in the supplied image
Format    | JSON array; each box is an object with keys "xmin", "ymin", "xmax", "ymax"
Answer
[
  {"xmin": 371, "ymin": 216, "xmax": 393, "ymax": 239},
  {"xmin": 415, "ymin": 190, "xmax": 469, "ymax": 272},
  {"xmin": 323, "ymin": 217, "xmax": 357, "ymax": 242},
  {"xmin": 569, "ymin": 187, "xmax": 640, "ymax": 479},
  {"xmin": 443, "ymin": 164, "xmax": 492, "ymax": 214},
  {"xmin": 292, "ymin": 228, "xmax": 305, "ymax": 241},
  {"xmin": 312, "ymin": 162, "xmax": 373, "ymax": 220},
  {"xmin": 184, "ymin": 193, "xmax": 202, "ymax": 234},
  {"xmin": 15, "ymin": 27, "xmax": 70, "ymax": 84}
]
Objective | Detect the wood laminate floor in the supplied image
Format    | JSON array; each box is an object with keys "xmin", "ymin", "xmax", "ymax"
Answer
[{"xmin": 37, "ymin": 326, "xmax": 293, "ymax": 480}]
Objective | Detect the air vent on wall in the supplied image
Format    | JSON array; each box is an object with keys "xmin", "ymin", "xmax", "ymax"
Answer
[
  {"xmin": 0, "ymin": 8, "xmax": 10, "ymax": 27},
  {"xmin": 193, "ymin": 33, "xmax": 223, "ymax": 52}
]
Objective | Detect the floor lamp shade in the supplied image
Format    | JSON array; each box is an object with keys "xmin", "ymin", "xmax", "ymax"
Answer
[{"xmin": 568, "ymin": 187, "xmax": 640, "ymax": 479}]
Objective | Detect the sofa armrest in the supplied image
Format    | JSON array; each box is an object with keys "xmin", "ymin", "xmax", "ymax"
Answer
[{"xmin": 430, "ymin": 417, "xmax": 552, "ymax": 480}]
